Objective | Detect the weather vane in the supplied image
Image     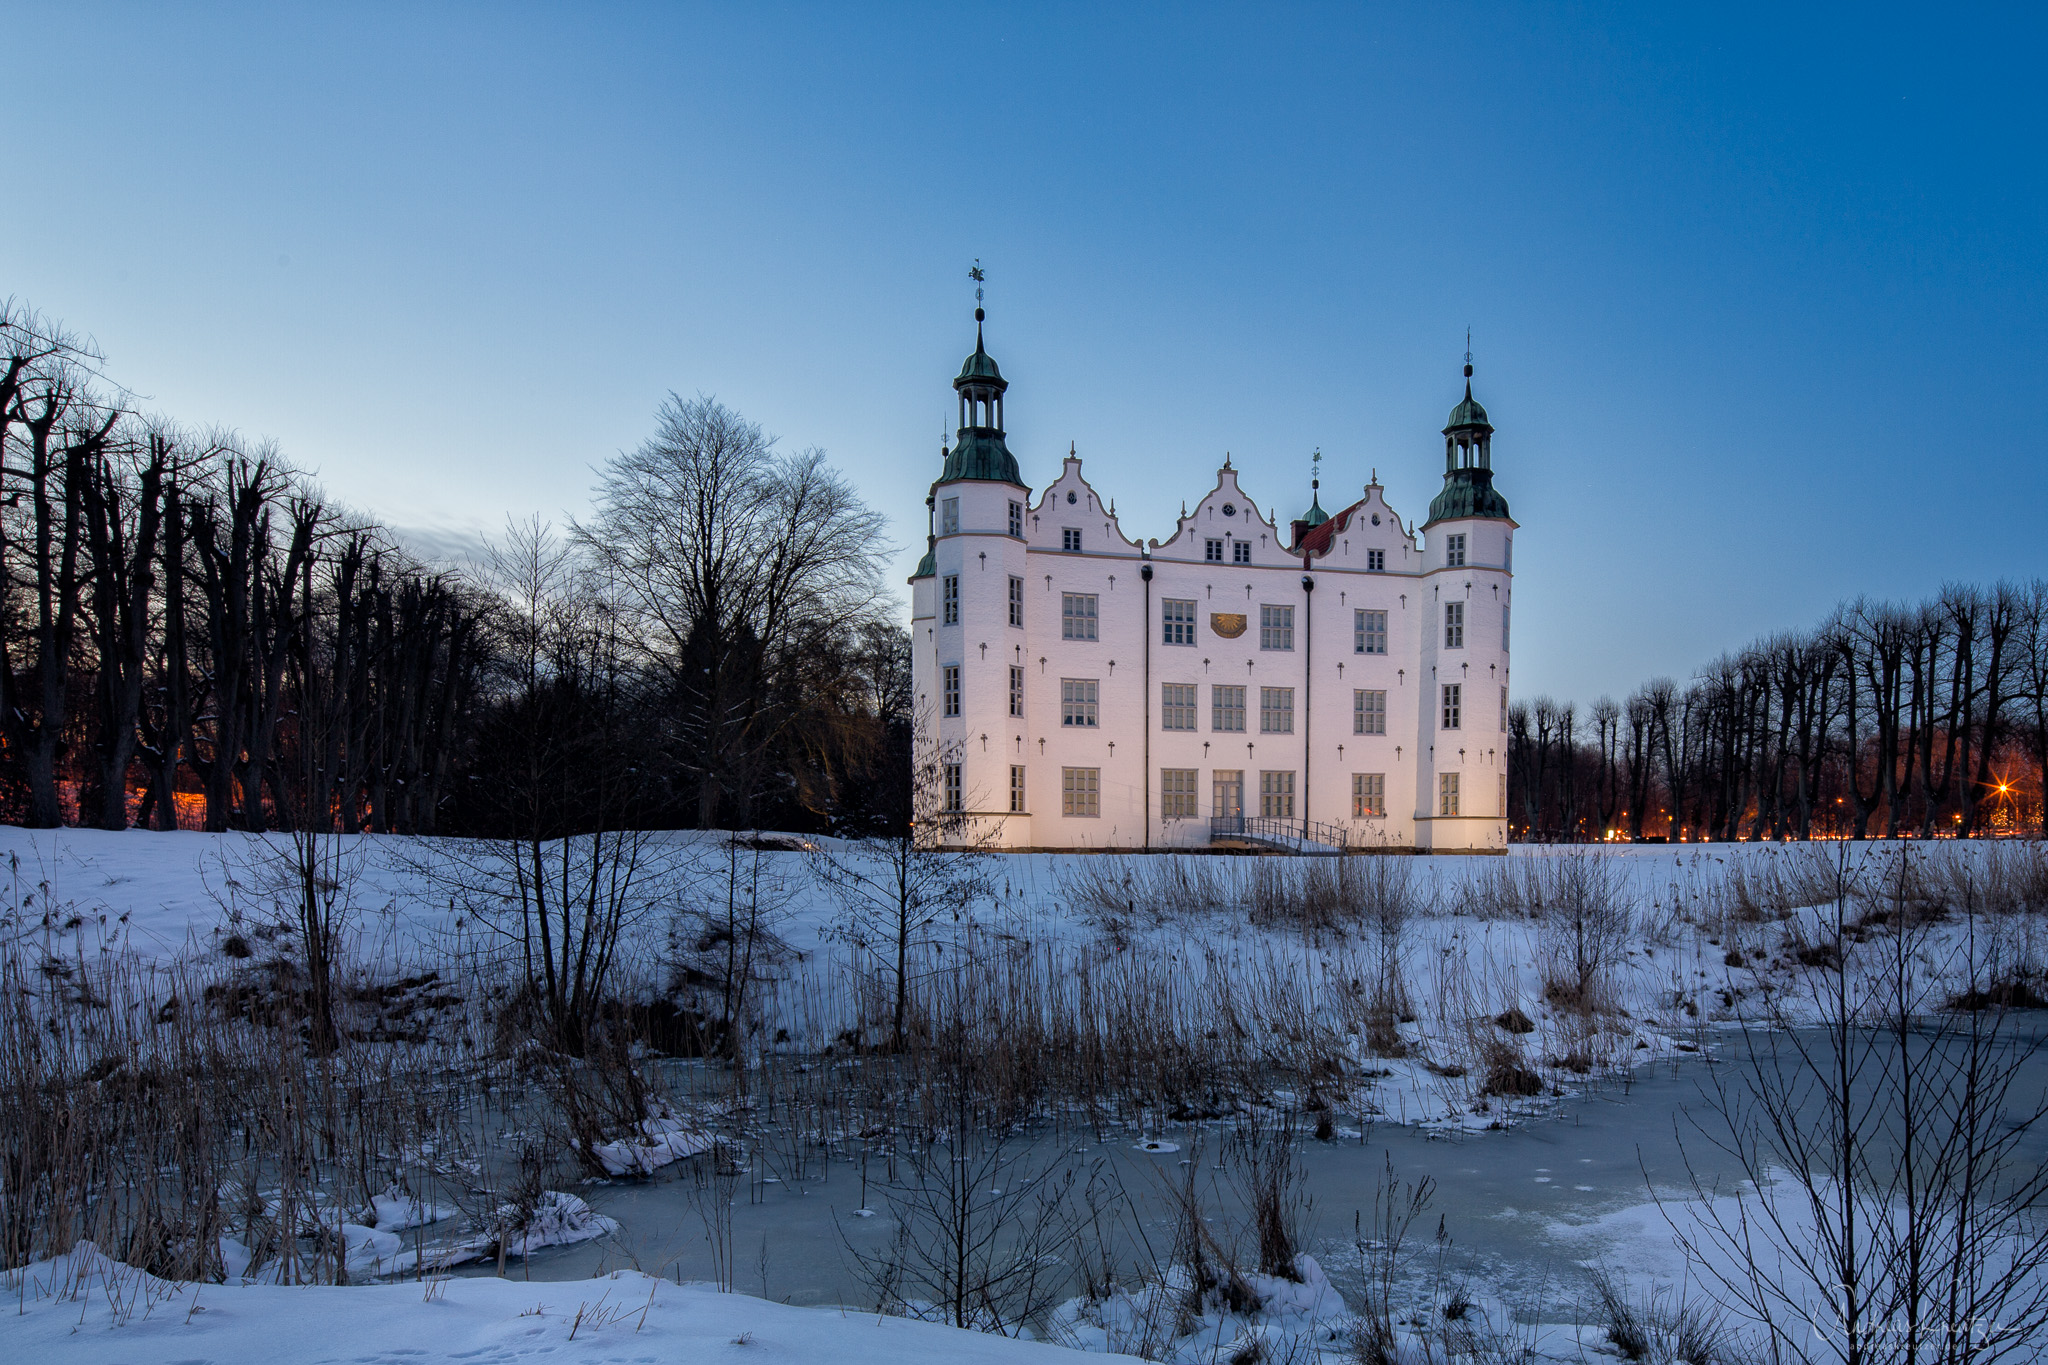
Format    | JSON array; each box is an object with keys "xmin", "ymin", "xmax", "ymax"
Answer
[
  {"xmin": 1311, "ymin": 447, "xmax": 1322, "ymax": 492},
  {"xmin": 1464, "ymin": 326, "xmax": 1472, "ymax": 366},
  {"xmin": 969, "ymin": 259, "xmax": 985, "ymax": 307}
]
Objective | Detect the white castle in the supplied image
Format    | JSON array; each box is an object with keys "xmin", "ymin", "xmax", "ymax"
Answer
[{"xmin": 910, "ymin": 309, "xmax": 1515, "ymax": 852}]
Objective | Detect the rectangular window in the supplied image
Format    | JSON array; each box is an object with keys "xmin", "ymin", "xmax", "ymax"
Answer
[
  {"xmin": 1213, "ymin": 769, "xmax": 1244, "ymax": 818},
  {"xmin": 1441, "ymin": 683, "xmax": 1462, "ymax": 730},
  {"xmin": 1500, "ymin": 685, "xmax": 1508, "ymax": 730},
  {"xmin": 1502, "ymin": 603, "xmax": 1510, "ymax": 651},
  {"xmin": 1009, "ymin": 500, "xmax": 1023, "ymax": 537},
  {"xmin": 1010, "ymin": 764, "xmax": 1026, "ymax": 813},
  {"xmin": 1008, "ymin": 575, "xmax": 1024, "ymax": 627},
  {"xmin": 1259, "ymin": 604, "xmax": 1294, "ymax": 651},
  {"xmin": 941, "ymin": 575, "xmax": 959, "ymax": 626},
  {"xmin": 1162, "ymin": 598, "xmax": 1196, "ymax": 645},
  {"xmin": 1232, "ymin": 540, "xmax": 1252, "ymax": 564},
  {"xmin": 942, "ymin": 665, "xmax": 961, "ymax": 717},
  {"xmin": 1062, "ymin": 766, "xmax": 1099, "ymax": 817},
  {"xmin": 1009, "ymin": 665, "xmax": 1025, "ymax": 718},
  {"xmin": 1446, "ymin": 533, "xmax": 1466, "ymax": 567},
  {"xmin": 1062, "ymin": 527, "xmax": 1082, "ymax": 552},
  {"xmin": 1259, "ymin": 770, "xmax": 1295, "ymax": 819},
  {"xmin": 1504, "ymin": 537, "xmax": 1512, "ymax": 571},
  {"xmin": 1161, "ymin": 768, "xmax": 1199, "ymax": 819},
  {"xmin": 1353, "ymin": 689, "xmax": 1386, "ymax": 735},
  {"xmin": 1205, "ymin": 538, "xmax": 1224, "ymax": 562},
  {"xmin": 1354, "ymin": 608, "xmax": 1387, "ymax": 655},
  {"xmin": 1161, "ymin": 682, "xmax": 1197, "ymax": 731},
  {"xmin": 943, "ymin": 762, "xmax": 962, "ymax": 812},
  {"xmin": 1259, "ymin": 686, "xmax": 1294, "ymax": 734},
  {"xmin": 1060, "ymin": 677, "xmax": 1099, "ymax": 728},
  {"xmin": 1212, "ymin": 684, "xmax": 1246, "ymax": 732},
  {"xmin": 1061, "ymin": 592, "xmax": 1099, "ymax": 640},
  {"xmin": 1353, "ymin": 772, "xmax": 1386, "ymax": 818},
  {"xmin": 1367, "ymin": 547, "xmax": 1385, "ymax": 572},
  {"xmin": 940, "ymin": 497, "xmax": 959, "ymax": 536},
  {"xmin": 1444, "ymin": 601, "xmax": 1464, "ymax": 649},
  {"xmin": 1439, "ymin": 772, "xmax": 1460, "ymax": 817}
]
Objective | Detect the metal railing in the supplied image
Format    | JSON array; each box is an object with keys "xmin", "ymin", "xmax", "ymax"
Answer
[{"xmin": 1208, "ymin": 814, "xmax": 1350, "ymax": 852}]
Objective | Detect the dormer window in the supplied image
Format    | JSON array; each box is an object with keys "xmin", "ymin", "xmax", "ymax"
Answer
[{"xmin": 1063, "ymin": 527, "xmax": 1082, "ymax": 552}]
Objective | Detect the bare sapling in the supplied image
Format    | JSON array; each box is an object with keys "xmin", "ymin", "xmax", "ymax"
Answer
[{"xmin": 814, "ymin": 712, "xmax": 997, "ymax": 1051}]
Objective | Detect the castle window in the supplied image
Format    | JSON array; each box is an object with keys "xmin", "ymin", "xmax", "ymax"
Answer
[
  {"xmin": 1061, "ymin": 678, "xmax": 1099, "ymax": 728},
  {"xmin": 1502, "ymin": 603, "xmax": 1510, "ymax": 651},
  {"xmin": 1161, "ymin": 682, "xmax": 1197, "ymax": 731},
  {"xmin": 1500, "ymin": 685, "xmax": 1508, "ymax": 730},
  {"xmin": 1212, "ymin": 684, "xmax": 1246, "ymax": 732},
  {"xmin": 941, "ymin": 498, "xmax": 959, "ymax": 536},
  {"xmin": 943, "ymin": 762, "xmax": 963, "ymax": 812},
  {"xmin": 1259, "ymin": 686, "xmax": 1294, "ymax": 734},
  {"xmin": 1205, "ymin": 538, "xmax": 1224, "ymax": 562},
  {"xmin": 1010, "ymin": 765, "xmax": 1026, "ymax": 813},
  {"xmin": 942, "ymin": 665, "xmax": 961, "ymax": 717},
  {"xmin": 1259, "ymin": 605, "xmax": 1293, "ymax": 651},
  {"xmin": 1446, "ymin": 533, "xmax": 1466, "ymax": 567},
  {"xmin": 1441, "ymin": 683, "xmax": 1462, "ymax": 730},
  {"xmin": 1259, "ymin": 770, "xmax": 1295, "ymax": 819},
  {"xmin": 1355, "ymin": 609, "xmax": 1387, "ymax": 655},
  {"xmin": 1444, "ymin": 601, "xmax": 1464, "ymax": 649},
  {"xmin": 1010, "ymin": 666, "xmax": 1024, "ymax": 718},
  {"xmin": 1009, "ymin": 500, "xmax": 1023, "ymax": 537},
  {"xmin": 1367, "ymin": 548, "xmax": 1385, "ymax": 572},
  {"xmin": 1161, "ymin": 768, "xmax": 1199, "ymax": 819},
  {"xmin": 1439, "ymin": 772, "xmax": 1460, "ymax": 817},
  {"xmin": 1061, "ymin": 592, "xmax": 1098, "ymax": 640},
  {"xmin": 1162, "ymin": 598, "xmax": 1196, "ymax": 645},
  {"xmin": 1354, "ymin": 689, "xmax": 1386, "ymax": 735},
  {"xmin": 1353, "ymin": 773, "xmax": 1386, "ymax": 818},
  {"xmin": 1062, "ymin": 527, "xmax": 1082, "ymax": 552},
  {"xmin": 942, "ymin": 575, "xmax": 959, "ymax": 626},
  {"xmin": 1232, "ymin": 540, "xmax": 1252, "ymax": 564},
  {"xmin": 1061, "ymin": 767, "xmax": 1100, "ymax": 817},
  {"xmin": 1009, "ymin": 575, "xmax": 1024, "ymax": 627}
]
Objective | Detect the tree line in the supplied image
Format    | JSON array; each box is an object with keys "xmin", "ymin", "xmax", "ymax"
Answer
[
  {"xmin": 1508, "ymin": 582, "xmax": 2048, "ymax": 841},
  {"xmin": 0, "ymin": 300, "xmax": 910, "ymax": 837}
]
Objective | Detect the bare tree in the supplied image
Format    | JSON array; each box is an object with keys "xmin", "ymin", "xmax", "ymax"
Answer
[{"xmin": 576, "ymin": 394, "xmax": 890, "ymax": 828}]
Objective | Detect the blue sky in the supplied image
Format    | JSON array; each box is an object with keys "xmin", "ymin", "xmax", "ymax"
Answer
[{"xmin": 4, "ymin": 4, "xmax": 2043, "ymax": 703}]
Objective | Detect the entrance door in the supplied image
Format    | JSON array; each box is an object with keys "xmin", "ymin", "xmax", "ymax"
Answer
[{"xmin": 1212, "ymin": 769, "xmax": 1244, "ymax": 820}]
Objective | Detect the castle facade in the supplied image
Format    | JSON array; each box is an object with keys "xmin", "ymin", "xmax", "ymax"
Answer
[{"xmin": 910, "ymin": 311, "xmax": 1515, "ymax": 852}]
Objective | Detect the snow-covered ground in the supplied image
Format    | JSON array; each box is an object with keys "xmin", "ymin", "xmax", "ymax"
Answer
[
  {"xmin": 9, "ymin": 1242, "xmax": 1144, "ymax": 1365},
  {"xmin": 4, "ymin": 827, "xmax": 2044, "ymax": 1363}
]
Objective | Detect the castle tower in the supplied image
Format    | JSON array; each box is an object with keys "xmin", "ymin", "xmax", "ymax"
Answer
[
  {"xmin": 1416, "ymin": 356, "xmax": 1516, "ymax": 849},
  {"xmin": 909, "ymin": 306, "xmax": 1034, "ymax": 843}
]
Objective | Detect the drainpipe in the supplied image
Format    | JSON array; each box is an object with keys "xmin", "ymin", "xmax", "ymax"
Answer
[
  {"xmin": 1301, "ymin": 571, "xmax": 1315, "ymax": 841},
  {"xmin": 1141, "ymin": 561, "xmax": 1153, "ymax": 850}
]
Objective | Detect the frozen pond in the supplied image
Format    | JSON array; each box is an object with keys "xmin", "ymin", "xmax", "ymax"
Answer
[{"xmin": 462, "ymin": 1017, "xmax": 2048, "ymax": 1325}]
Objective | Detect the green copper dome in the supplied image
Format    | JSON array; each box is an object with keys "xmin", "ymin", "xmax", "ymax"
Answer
[
  {"xmin": 1446, "ymin": 386, "xmax": 1491, "ymax": 431},
  {"xmin": 1425, "ymin": 466, "xmax": 1511, "ymax": 526},
  {"xmin": 938, "ymin": 428, "xmax": 1021, "ymax": 484},
  {"xmin": 958, "ymin": 341, "xmax": 1003, "ymax": 382},
  {"xmin": 1300, "ymin": 493, "xmax": 1329, "ymax": 528}
]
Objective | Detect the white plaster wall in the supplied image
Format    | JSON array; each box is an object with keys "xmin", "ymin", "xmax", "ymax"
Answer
[{"xmin": 913, "ymin": 454, "xmax": 1513, "ymax": 851}]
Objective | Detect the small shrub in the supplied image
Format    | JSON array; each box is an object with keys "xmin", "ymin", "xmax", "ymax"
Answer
[{"xmin": 1494, "ymin": 1007, "xmax": 1534, "ymax": 1034}]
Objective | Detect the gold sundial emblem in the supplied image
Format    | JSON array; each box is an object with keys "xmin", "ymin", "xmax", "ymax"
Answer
[{"xmin": 1210, "ymin": 613, "xmax": 1248, "ymax": 639}]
